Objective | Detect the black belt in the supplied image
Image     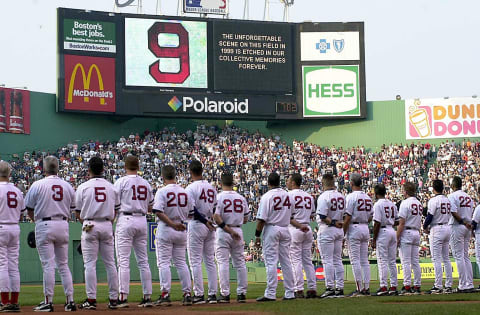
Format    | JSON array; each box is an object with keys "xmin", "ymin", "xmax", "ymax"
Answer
[
  {"xmin": 85, "ymin": 218, "xmax": 110, "ymax": 221},
  {"xmin": 122, "ymin": 212, "xmax": 146, "ymax": 216},
  {"xmin": 406, "ymin": 227, "xmax": 418, "ymax": 230},
  {"xmin": 353, "ymin": 222, "xmax": 366, "ymax": 224},
  {"xmin": 381, "ymin": 225, "xmax": 392, "ymax": 228},
  {"xmin": 228, "ymin": 225, "xmax": 241, "ymax": 228},
  {"xmin": 41, "ymin": 217, "xmax": 67, "ymax": 222}
]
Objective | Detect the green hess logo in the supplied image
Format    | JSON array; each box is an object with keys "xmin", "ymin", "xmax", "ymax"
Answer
[{"xmin": 303, "ymin": 65, "xmax": 360, "ymax": 117}]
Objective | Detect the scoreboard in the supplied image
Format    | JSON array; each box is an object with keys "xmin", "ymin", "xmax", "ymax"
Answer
[{"xmin": 57, "ymin": 8, "xmax": 366, "ymax": 120}]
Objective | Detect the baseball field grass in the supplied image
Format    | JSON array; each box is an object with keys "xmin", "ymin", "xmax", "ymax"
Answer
[{"xmin": 18, "ymin": 280, "xmax": 480, "ymax": 314}]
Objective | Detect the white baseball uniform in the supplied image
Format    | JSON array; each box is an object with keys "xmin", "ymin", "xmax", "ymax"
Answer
[
  {"xmin": 398, "ymin": 196, "xmax": 423, "ymax": 288},
  {"xmin": 257, "ymin": 188, "xmax": 295, "ymax": 299},
  {"xmin": 0, "ymin": 182, "xmax": 25, "ymax": 294},
  {"xmin": 215, "ymin": 190, "xmax": 249, "ymax": 296},
  {"xmin": 345, "ymin": 190, "xmax": 372, "ymax": 291},
  {"xmin": 25, "ymin": 175, "xmax": 75, "ymax": 304},
  {"xmin": 373, "ymin": 198, "xmax": 398, "ymax": 289},
  {"xmin": 185, "ymin": 180, "xmax": 217, "ymax": 297},
  {"xmin": 316, "ymin": 189, "xmax": 345, "ymax": 290},
  {"xmin": 472, "ymin": 205, "xmax": 480, "ymax": 277},
  {"xmin": 448, "ymin": 190, "xmax": 474, "ymax": 290},
  {"xmin": 288, "ymin": 189, "xmax": 316, "ymax": 293},
  {"xmin": 114, "ymin": 175, "xmax": 153, "ymax": 300},
  {"xmin": 153, "ymin": 183, "xmax": 192, "ymax": 295},
  {"xmin": 426, "ymin": 194, "xmax": 454, "ymax": 289},
  {"xmin": 76, "ymin": 177, "xmax": 119, "ymax": 301}
]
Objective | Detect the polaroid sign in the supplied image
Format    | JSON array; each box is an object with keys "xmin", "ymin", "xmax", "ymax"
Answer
[
  {"xmin": 168, "ymin": 96, "xmax": 248, "ymax": 114},
  {"xmin": 184, "ymin": 0, "xmax": 228, "ymax": 15},
  {"xmin": 302, "ymin": 65, "xmax": 360, "ymax": 117}
]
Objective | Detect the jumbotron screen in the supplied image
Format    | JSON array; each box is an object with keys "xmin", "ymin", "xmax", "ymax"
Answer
[{"xmin": 57, "ymin": 8, "xmax": 366, "ymax": 120}]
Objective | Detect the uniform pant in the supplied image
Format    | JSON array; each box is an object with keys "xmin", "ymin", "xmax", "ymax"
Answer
[
  {"xmin": 399, "ymin": 229, "xmax": 421, "ymax": 287},
  {"xmin": 115, "ymin": 215, "xmax": 152, "ymax": 299},
  {"xmin": 346, "ymin": 224, "xmax": 370, "ymax": 291},
  {"xmin": 156, "ymin": 224, "xmax": 191, "ymax": 294},
  {"xmin": 215, "ymin": 228, "xmax": 247, "ymax": 296},
  {"xmin": 430, "ymin": 225, "xmax": 452, "ymax": 289},
  {"xmin": 35, "ymin": 220, "xmax": 74, "ymax": 303},
  {"xmin": 450, "ymin": 224, "xmax": 473, "ymax": 290},
  {"xmin": 288, "ymin": 226, "xmax": 316, "ymax": 292},
  {"xmin": 318, "ymin": 226, "xmax": 344, "ymax": 290},
  {"xmin": 377, "ymin": 227, "xmax": 397, "ymax": 288},
  {"xmin": 475, "ymin": 232, "xmax": 480, "ymax": 277},
  {"xmin": 81, "ymin": 220, "xmax": 118, "ymax": 300},
  {"xmin": 262, "ymin": 225, "xmax": 294, "ymax": 299},
  {"xmin": 0, "ymin": 224, "xmax": 20, "ymax": 292},
  {"xmin": 187, "ymin": 220, "xmax": 217, "ymax": 296}
]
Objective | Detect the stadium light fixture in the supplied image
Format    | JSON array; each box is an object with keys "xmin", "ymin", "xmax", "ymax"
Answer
[
  {"xmin": 473, "ymin": 95, "xmax": 477, "ymax": 98},
  {"xmin": 444, "ymin": 96, "xmax": 449, "ymax": 99},
  {"xmin": 395, "ymin": 95, "xmax": 401, "ymax": 100}
]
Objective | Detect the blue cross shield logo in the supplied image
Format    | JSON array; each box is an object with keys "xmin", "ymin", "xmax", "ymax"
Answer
[
  {"xmin": 333, "ymin": 39, "xmax": 344, "ymax": 53},
  {"xmin": 315, "ymin": 39, "xmax": 330, "ymax": 53}
]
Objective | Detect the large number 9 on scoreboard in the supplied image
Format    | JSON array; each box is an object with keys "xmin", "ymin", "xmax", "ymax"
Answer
[{"xmin": 148, "ymin": 22, "xmax": 190, "ymax": 84}]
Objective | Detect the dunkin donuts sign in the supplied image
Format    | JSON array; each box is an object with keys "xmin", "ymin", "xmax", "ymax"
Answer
[
  {"xmin": 406, "ymin": 97, "xmax": 480, "ymax": 140},
  {"xmin": 0, "ymin": 88, "xmax": 30, "ymax": 134}
]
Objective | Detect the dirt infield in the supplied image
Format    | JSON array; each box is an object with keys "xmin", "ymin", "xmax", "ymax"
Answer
[{"xmin": 18, "ymin": 301, "xmax": 266, "ymax": 315}]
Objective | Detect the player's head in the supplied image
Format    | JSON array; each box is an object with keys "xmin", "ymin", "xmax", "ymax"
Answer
[
  {"xmin": 125, "ymin": 155, "xmax": 139, "ymax": 171},
  {"xmin": 88, "ymin": 156, "xmax": 104, "ymax": 177},
  {"xmin": 189, "ymin": 160, "xmax": 203, "ymax": 177},
  {"xmin": 350, "ymin": 173, "xmax": 362, "ymax": 188},
  {"xmin": 432, "ymin": 179, "xmax": 444, "ymax": 194},
  {"xmin": 287, "ymin": 173, "xmax": 302, "ymax": 190},
  {"xmin": 161, "ymin": 165, "xmax": 176, "ymax": 181},
  {"xmin": 374, "ymin": 183, "xmax": 386, "ymax": 199},
  {"xmin": 403, "ymin": 182, "xmax": 416, "ymax": 197},
  {"xmin": 43, "ymin": 156, "xmax": 59, "ymax": 175},
  {"xmin": 221, "ymin": 172, "xmax": 234, "ymax": 188},
  {"xmin": 0, "ymin": 161, "xmax": 11, "ymax": 179},
  {"xmin": 322, "ymin": 173, "xmax": 335, "ymax": 189},
  {"xmin": 267, "ymin": 172, "xmax": 280, "ymax": 188},
  {"xmin": 451, "ymin": 176, "xmax": 462, "ymax": 191}
]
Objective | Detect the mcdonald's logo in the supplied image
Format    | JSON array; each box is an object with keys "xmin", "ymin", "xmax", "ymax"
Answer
[{"xmin": 64, "ymin": 55, "xmax": 115, "ymax": 113}]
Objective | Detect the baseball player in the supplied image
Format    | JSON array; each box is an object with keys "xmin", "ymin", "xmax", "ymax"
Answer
[
  {"xmin": 286, "ymin": 173, "xmax": 317, "ymax": 299},
  {"xmin": 75, "ymin": 157, "xmax": 119, "ymax": 309},
  {"xmin": 255, "ymin": 172, "xmax": 307, "ymax": 301},
  {"xmin": 153, "ymin": 165, "xmax": 193, "ymax": 306},
  {"xmin": 472, "ymin": 185, "xmax": 480, "ymax": 289},
  {"xmin": 447, "ymin": 176, "xmax": 474, "ymax": 293},
  {"xmin": 25, "ymin": 156, "xmax": 76, "ymax": 312},
  {"xmin": 0, "ymin": 161, "xmax": 25, "ymax": 312},
  {"xmin": 114, "ymin": 155, "xmax": 153, "ymax": 307},
  {"xmin": 185, "ymin": 160, "xmax": 218, "ymax": 304},
  {"xmin": 423, "ymin": 179, "xmax": 454, "ymax": 294},
  {"xmin": 343, "ymin": 173, "xmax": 373, "ymax": 297},
  {"xmin": 396, "ymin": 182, "xmax": 423, "ymax": 295},
  {"xmin": 214, "ymin": 173, "xmax": 250, "ymax": 303},
  {"xmin": 372, "ymin": 184, "xmax": 398, "ymax": 296},
  {"xmin": 316, "ymin": 173, "xmax": 346, "ymax": 298}
]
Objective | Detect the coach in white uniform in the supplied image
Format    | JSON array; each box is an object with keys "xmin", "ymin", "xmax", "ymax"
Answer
[
  {"xmin": 255, "ymin": 172, "xmax": 307, "ymax": 302},
  {"xmin": 25, "ymin": 156, "xmax": 76, "ymax": 312},
  {"xmin": 423, "ymin": 179, "xmax": 454, "ymax": 294},
  {"xmin": 316, "ymin": 173, "xmax": 346, "ymax": 298},
  {"xmin": 114, "ymin": 155, "xmax": 154, "ymax": 307},
  {"xmin": 447, "ymin": 176, "xmax": 474, "ymax": 293},
  {"xmin": 185, "ymin": 160, "xmax": 218, "ymax": 304},
  {"xmin": 396, "ymin": 182, "xmax": 423, "ymax": 295},
  {"xmin": 343, "ymin": 173, "xmax": 372, "ymax": 296},
  {"xmin": 214, "ymin": 173, "xmax": 250, "ymax": 303},
  {"xmin": 75, "ymin": 157, "xmax": 119, "ymax": 310},
  {"xmin": 153, "ymin": 165, "xmax": 193, "ymax": 306},
  {"xmin": 0, "ymin": 161, "xmax": 25, "ymax": 312},
  {"xmin": 286, "ymin": 173, "xmax": 316, "ymax": 299},
  {"xmin": 372, "ymin": 184, "xmax": 398, "ymax": 296}
]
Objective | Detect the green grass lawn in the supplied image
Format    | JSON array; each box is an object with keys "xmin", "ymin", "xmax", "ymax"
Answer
[{"xmin": 19, "ymin": 280, "xmax": 480, "ymax": 314}]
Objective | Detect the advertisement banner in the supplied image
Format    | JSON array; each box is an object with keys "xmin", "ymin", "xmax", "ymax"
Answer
[
  {"xmin": 63, "ymin": 19, "xmax": 116, "ymax": 53},
  {"xmin": 396, "ymin": 262, "xmax": 458, "ymax": 279},
  {"xmin": 0, "ymin": 88, "xmax": 30, "ymax": 134},
  {"xmin": 64, "ymin": 54, "xmax": 116, "ymax": 112},
  {"xmin": 277, "ymin": 266, "xmax": 325, "ymax": 281},
  {"xmin": 300, "ymin": 31, "xmax": 360, "ymax": 61},
  {"xmin": 302, "ymin": 65, "xmax": 361, "ymax": 117},
  {"xmin": 148, "ymin": 222, "xmax": 157, "ymax": 251},
  {"xmin": 124, "ymin": 18, "xmax": 208, "ymax": 89},
  {"xmin": 184, "ymin": 0, "xmax": 228, "ymax": 15},
  {"xmin": 405, "ymin": 97, "xmax": 480, "ymax": 140}
]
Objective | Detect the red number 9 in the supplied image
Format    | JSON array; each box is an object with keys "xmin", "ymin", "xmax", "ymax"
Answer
[{"xmin": 148, "ymin": 22, "xmax": 190, "ymax": 84}]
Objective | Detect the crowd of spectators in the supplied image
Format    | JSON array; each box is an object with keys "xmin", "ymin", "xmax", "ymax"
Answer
[{"xmin": 6, "ymin": 124, "xmax": 480, "ymax": 260}]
